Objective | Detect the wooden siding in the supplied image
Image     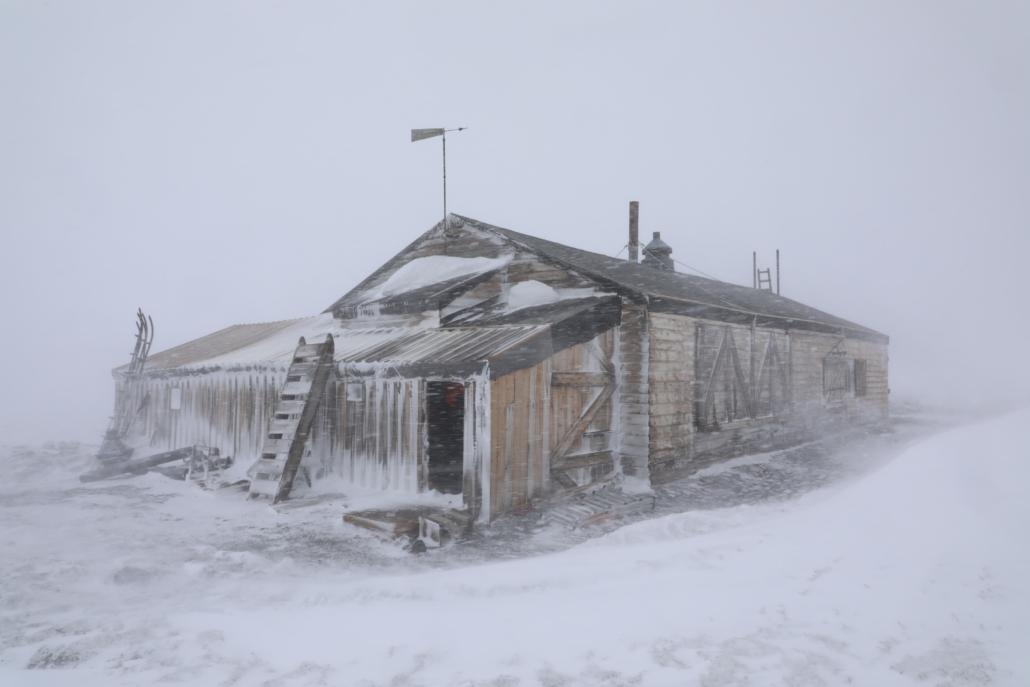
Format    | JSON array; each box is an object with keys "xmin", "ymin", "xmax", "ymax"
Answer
[
  {"xmin": 487, "ymin": 329, "xmax": 616, "ymax": 520},
  {"xmin": 616, "ymin": 303, "xmax": 650, "ymax": 478},
  {"xmin": 488, "ymin": 360, "xmax": 550, "ymax": 519},
  {"xmin": 648, "ymin": 313, "xmax": 890, "ymax": 483},
  {"xmin": 133, "ymin": 371, "xmax": 283, "ymax": 463},
  {"xmin": 788, "ymin": 330, "xmax": 889, "ymax": 418},
  {"xmin": 549, "ymin": 329, "xmax": 616, "ymax": 486},
  {"xmin": 131, "ymin": 371, "xmax": 425, "ymax": 493},
  {"xmin": 647, "ymin": 312, "xmax": 694, "ymax": 478},
  {"xmin": 314, "ymin": 377, "xmax": 423, "ymax": 492}
]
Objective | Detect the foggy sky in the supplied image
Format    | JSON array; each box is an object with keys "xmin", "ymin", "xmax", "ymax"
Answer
[{"xmin": 2, "ymin": 1, "xmax": 1028, "ymax": 444}]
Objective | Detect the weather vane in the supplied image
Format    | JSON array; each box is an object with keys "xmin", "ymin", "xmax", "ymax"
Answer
[{"xmin": 411, "ymin": 126, "xmax": 467, "ymax": 229}]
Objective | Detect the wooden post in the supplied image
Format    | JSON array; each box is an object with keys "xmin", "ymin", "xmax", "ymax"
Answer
[
  {"xmin": 629, "ymin": 201, "xmax": 639, "ymax": 263},
  {"xmin": 776, "ymin": 249, "xmax": 781, "ymax": 295},
  {"xmin": 749, "ymin": 316, "xmax": 757, "ymax": 415},
  {"xmin": 752, "ymin": 251, "xmax": 757, "ymax": 289}
]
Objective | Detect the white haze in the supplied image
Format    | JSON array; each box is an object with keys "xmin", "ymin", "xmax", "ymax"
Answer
[{"xmin": 1, "ymin": 0, "xmax": 1029, "ymax": 443}]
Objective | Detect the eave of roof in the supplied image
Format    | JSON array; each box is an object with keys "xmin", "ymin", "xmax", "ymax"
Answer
[{"xmin": 124, "ymin": 318, "xmax": 306, "ymax": 374}]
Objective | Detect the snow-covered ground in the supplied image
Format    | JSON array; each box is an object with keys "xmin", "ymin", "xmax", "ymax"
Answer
[{"xmin": 2, "ymin": 409, "xmax": 1028, "ymax": 686}]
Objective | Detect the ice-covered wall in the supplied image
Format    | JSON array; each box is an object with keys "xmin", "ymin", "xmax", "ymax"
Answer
[
  {"xmin": 131, "ymin": 370, "xmax": 284, "ymax": 461},
  {"xmin": 313, "ymin": 375, "xmax": 423, "ymax": 493}
]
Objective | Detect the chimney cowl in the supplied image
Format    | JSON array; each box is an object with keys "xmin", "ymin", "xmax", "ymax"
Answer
[{"xmin": 642, "ymin": 231, "xmax": 674, "ymax": 271}]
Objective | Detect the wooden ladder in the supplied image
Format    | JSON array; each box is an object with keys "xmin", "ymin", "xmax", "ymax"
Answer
[
  {"xmin": 248, "ymin": 335, "xmax": 335, "ymax": 503},
  {"xmin": 757, "ymin": 268, "xmax": 773, "ymax": 291}
]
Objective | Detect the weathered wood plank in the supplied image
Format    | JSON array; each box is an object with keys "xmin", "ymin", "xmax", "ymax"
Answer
[
  {"xmin": 552, "ymin": 384, "xmax": 615, "ymax": 463},
  {"xmin": 551, "ymin": 371, "xmax": 612, "ymax": 387},
  {"xmin": 555, "ymin": 450, "xmax": 614, "ymax": 471}
]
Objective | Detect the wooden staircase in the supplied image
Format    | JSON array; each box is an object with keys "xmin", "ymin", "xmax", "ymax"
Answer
[{"xmin": 249, "ymin": 335, "xmax": 335, "ymax": 503}]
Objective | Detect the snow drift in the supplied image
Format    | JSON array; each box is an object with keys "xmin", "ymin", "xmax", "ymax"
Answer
[{"xmin": 1, "ymin": 410, "xmax": 1028, "ymax": 685}]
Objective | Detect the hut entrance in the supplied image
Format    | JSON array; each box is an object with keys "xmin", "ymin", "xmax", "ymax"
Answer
[{"xmin": 426, "ymin": 381, "xmax": 465, "ymax": 494}]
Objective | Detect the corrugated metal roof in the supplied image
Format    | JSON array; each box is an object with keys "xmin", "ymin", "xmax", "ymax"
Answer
[
  {"xmin": 140, "ymin": 319, "xmax": 306, "ymax": 371},
  {"xmin": 136, "ymin": 313, "xmax": 549, "ymax": 376},
  {"xmin": 339, "ymin": 325, "xmax": 548, "ymax": 366},
  {"xmin": 138, "ymin": 315, "xmax": 397, "ymax": 373}
]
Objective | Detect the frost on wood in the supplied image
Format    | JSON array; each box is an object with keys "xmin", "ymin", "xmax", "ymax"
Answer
[
  {"xmin": 95, "ymin": 213, "xmax": 889, "ymax": 521},
  {"xmin": 317, "ymin": 376, "xmax": 422, "ymax": 493}
]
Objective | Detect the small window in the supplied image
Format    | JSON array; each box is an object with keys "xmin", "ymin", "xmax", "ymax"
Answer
[
  {"xmin": 823, "ymin": 353, "xmax": 850, "ymax": 402},
  {"xmin": 854, "ymin": 359, "xmax": 868, "ymax": 397},
  {"xmin": 346, "ymin": 383, "xmax": 364, "ymax": 402},
  {"xmin": 170, "ymin": 387, "xmax": 182, "ymax": 411}
]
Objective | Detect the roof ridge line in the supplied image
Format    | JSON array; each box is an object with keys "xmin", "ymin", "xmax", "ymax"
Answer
[{"xmin": 457, "ymin": 215, "xmax": 885, "ymax": 340}]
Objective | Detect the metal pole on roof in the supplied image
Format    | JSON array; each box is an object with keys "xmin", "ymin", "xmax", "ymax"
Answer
[
  {"xmin": 442, "ymin": 131, "xmax": 447, "ymax": 226},
  {"xmin": 411, "ymin": 126, "xmax": 467, "ymax": 230}
]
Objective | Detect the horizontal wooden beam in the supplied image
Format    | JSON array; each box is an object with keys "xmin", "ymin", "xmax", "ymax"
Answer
[
  {"xmin": 551, "ymin": 372, "xmax": 612, "ymax": 387},
  {"xmin": 553, "ymin": 450, "xmax": 613, "ymax": 471}
]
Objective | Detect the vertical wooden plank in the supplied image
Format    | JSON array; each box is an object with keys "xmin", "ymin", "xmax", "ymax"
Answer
[
  {"xmin": 490, "ymin": 376, "xmax": 502, "ymax": 517},
  {"xmin": 502, "ymin": 402, "xmax": 514, "ymax": 514},
  {"xmin": 416, "ymin": 379, "xmax": 427, "ymax": 493},
  {"xmin": 393, "ymin": 381, "xmax": 403, "ymax": 489},
  {"xmin": 526, "ymin": 363, "xmax": 538, "ymax": 500},
  {"xmin": 511, "ymin": 369, "xmax": 529, "ymax": 509},
  {"xmin": 540, "ymin": 357, "xmax": 551, "ymax": 491},
  {"xmin": 362, "ymin": 381, "xmax": 375, "ymax": 486},
  {"xmin": 501, "ymin": 374, "xmax": 515, "ymax": 517},
  {"xmin": 490, "ymin": 374, "xmax": 515, "ymax": 519},
  {"xmin": 399, "ymin": 381, "xmax": 410, "ymax": 491},
  {"xmin": 378, "ymin": 382, "xmax": 389, "ymax": 487}
]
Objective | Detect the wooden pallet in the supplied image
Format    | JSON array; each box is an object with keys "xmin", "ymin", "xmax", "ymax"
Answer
[{"xmin": 542, "ymin": 486, "xmax": 656, "ymax": 529}]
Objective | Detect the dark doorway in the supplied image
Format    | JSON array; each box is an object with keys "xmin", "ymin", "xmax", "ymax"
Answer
[{"xmin": 426, "ymin": 381, "xmax": 465, "ymax": 494}]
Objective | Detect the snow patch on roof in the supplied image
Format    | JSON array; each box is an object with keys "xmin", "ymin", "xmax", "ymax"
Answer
[
  {"xmin": 143, "ymin": 313, "xmax": 548, "ymax": 375},
  {"xmin": 360, "ymin": 255, "xmax": 511, "ymax": 303},
  {"xmin": 194, "ymin": 313, "xmax": 338, "ymax": 368},
  {"xmin": 506, "ymin": 280, "xmax": 560, "ymax": 312},
  {"xmin": 144, "ymin": 314, "xmax": 416, "ymax": 372}
]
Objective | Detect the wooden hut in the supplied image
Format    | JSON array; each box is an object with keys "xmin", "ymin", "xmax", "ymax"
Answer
[{"xmin": 111, "ymin": 212, "xmax": 888, "ymax": 522}]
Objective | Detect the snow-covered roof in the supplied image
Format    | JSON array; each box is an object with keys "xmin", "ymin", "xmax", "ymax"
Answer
[
  {"xmin": 324, "ymin": 214, "xmax": 887, "ymax": 343},
  {"xmin": 136, "ymin": 313, "xmax": 551, "ymax": 378},
  {"xmin": 359, "ymin": 255, "xmax": 510, "ymax": 304},
  {"xmin": 137, "ymin": 314, "xmax": 377, "ymax": 373},
  {"xmin": 326, "ymin": 253, "xmax": 514, "ymax": 317},
  {"xmin": 140, "ymin": 318, "xmax": 311, "ymax": 371}
]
